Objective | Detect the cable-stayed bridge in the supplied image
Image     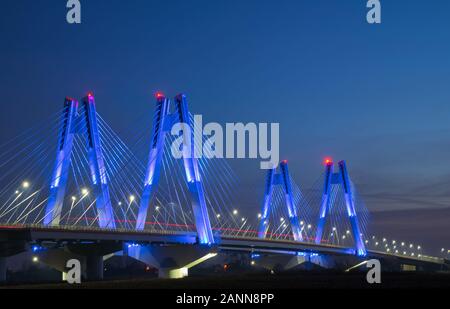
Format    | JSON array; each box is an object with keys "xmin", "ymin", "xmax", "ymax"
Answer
[{"xmin": 0, "ymin": 92, "xmax": 447, "ymax": 281}]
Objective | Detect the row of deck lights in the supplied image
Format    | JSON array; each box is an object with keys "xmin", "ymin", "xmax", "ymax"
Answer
[{"xmin": 366, "ymin": 236, "xmax": 423, "ymax": 257}]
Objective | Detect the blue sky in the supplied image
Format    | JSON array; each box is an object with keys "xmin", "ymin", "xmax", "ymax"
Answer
[{"xmin": 1, "ymin": 0, "xmax": 450, "ymax": 216}]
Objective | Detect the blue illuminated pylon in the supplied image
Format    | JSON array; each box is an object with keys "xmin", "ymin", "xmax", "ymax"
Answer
[
  {"xmin": 135, "ymin": 93, "xmax": 169, "ymax": 232},
  {"xmin": 258, "ymin": 160, "xmax": 303, "ymax": 242},
  {"xmin": 314, "ymin": 160, "xmax": 367, "ymax": 257},
  {"xmin": 44, "ymin": 98, "xmax": 78, "ymax": 227},
  {"xmin": 44, "ymin": 94, "xmax": 116, "ymax": 229},
  {"xmin": 339, "ymin": 161, "xmax": 366, "ymax": 257},
  {"xmin": 315, "ymin": 160, "xmax": 334, "ymax": 244},
  {"xmin": 136, "ymin": 93, "xmax": 214, "ymax": 245}
]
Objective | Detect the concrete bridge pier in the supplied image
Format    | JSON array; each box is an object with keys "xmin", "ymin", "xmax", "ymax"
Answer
[
  {"xmin": 0, "ymin": 257, "xmax": 6, "ymax": 283},
  {"xmin": 125, "ymin": 244, "xmax": 218, "ymax": 279},
  {"xmin": 39, "ymin": 247, "xmax": 86, "ymax": 281},
  {"xmin": 85, "ymin": 255, "xmax": 104, "ymax": 281},
  {"xmin": 0, "ymin": 239, "xmax": 29, "ymax": 283},
  {"xmin": 39, "ymin": 241, "xmax": 122, "ymax": 282}
]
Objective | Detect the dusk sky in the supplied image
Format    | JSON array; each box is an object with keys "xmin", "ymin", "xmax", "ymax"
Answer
[{"xmin": 1, "ymin": 1, "xmax": 450, "ymax": 250}]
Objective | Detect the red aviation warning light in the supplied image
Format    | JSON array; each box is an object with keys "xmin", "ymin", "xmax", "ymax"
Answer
[
  {"xmin": 324, "ymin": 158, "xmax": 333, "ymax": 166},
  {"xmin": 155, "ymin": 91, "xmax": 165, "ymax": 100}
]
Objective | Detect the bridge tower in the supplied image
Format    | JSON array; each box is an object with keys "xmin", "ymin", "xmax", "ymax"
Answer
[
  {"xmin": 315, "ymin": 159, "xmax": 367, "ymax": 257},
  {"xmin": 44, "ymin": 94, "xmax": 115, "ymax": 229},
  {"xmin": 258, "ymin": 160, "xmax": 303, "ymax": 241},
  {"xmin": 136, "ymin": 93, "xmax": 214, "ymax": 245}
]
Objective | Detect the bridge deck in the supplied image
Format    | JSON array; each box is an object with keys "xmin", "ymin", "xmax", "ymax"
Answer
[{"xmin": 0, "ymin": 225, "xmax": 446, "ymax": 266}]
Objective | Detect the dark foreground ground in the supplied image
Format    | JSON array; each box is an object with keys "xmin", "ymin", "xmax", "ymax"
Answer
[{"xmin": 3, "ymin": 271, "xmax": 450, "ymax": 289}]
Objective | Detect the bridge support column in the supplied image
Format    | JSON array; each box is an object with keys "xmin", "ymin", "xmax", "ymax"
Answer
[
  {"xmin": 0, "ymin": 238, "xmax": 28, "ymax": 284},
  {"xmin": 39, "ymin": 248, "xmax": 86, "ymax": 280},
  {"xmin": 86, "ymin": 255, "xmax": 104, "ymax": 281},
  {"xmin": 39, "ymin": 242, "xmax": 121, "ymax": 282},
  {"xmin": 0, "ymin": 257, "xmax": 6, "ymax": 283},
  {"xmin": 59, "ymin": 256, "xmax": 104, "ymax": 281},
  {"xmin": 126, "ymin": 244, "xmax": 217, "ymax": 279}
]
